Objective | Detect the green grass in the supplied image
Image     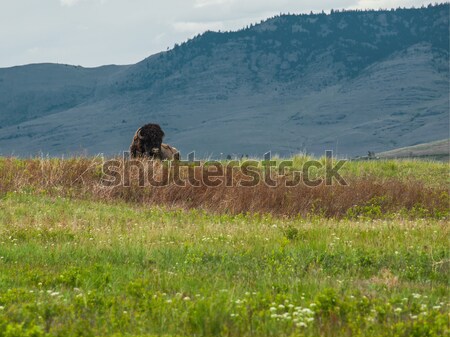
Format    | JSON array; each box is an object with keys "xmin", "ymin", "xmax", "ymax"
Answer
[
  {"xmin": 288, "ymin": 156, "xmax": 449, "ymax": 187},
  {"xmin": 0, "ymin": 193, "xmax": 448, "ymax": 336}
]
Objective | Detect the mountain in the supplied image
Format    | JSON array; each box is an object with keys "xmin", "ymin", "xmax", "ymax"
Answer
[{"xmin": 0, "ymin": 4, "xmax": 448, "ymax": 158}]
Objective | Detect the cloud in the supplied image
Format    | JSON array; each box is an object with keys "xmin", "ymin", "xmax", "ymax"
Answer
[
  {"xmin": 59, "ymin": 0, "xmax": 107, "ymax": 7},
  {"xmin": 194, "ymin": 0, "xmax": 231, "ymax": 8},
  {"xmin": 60, "ymin": 0, "xmax": 81, "ymax": 6},
  {"xmin": 173, "ymin": 21, "xmax": 225, "ymax": 33}
]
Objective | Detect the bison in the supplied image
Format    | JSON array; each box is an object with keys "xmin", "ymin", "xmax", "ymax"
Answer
[
  {"xmin": 161, "ymin": 143, "xmax": 180, "ymax": 160},
  {"xmin": 130, "ymin": 123, "xmax": 179, "ymax": 160}
]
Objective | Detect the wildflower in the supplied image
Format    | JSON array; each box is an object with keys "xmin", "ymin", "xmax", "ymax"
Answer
[
  {"xmin": 309, "ymin": 303, "xmax": 317, "ymax": 308},
  {"xmin": 0, "ymin": 306, "xmax": 4, "ymax": 310},
  {"xmin": 410, "ymin": 315, "xmax": 418, "ymax": 319},
  {"xmin": 183, "ymin": 297, "xmax": 191, "ymax": 301},
  {"xmin": 302, "ymin": 308, "xmax": 314, "ymax": 315},
  {"xmin": 50, "ymin": 292, "xmax": 60, "ymax": 297},
  {"xmin": 288, "ymin": 304, "xmax": 294, "ymax": 308},
  {"xmin": 166, "ymin": 299, "xmax": 172, "ymax": 303},
  {"xmin": 269, "ymin": 307, "xmax": 277, "ymax": 312},
  {"xmin": 433, "ymin": 305, "xmax": 441, "ymax": 310},
  {"xmin": 296, "ymin": 322, "xmax": 307, "ymax": 328},
  {"xmin": 394, "ymin": 308, "xmax": 402, "ymax": 313},
  {"xmin": 278, "ymin": 304, "xmax": 285, "ymax": 309},
  {"xmin": 412, "ymin": 293, "xmax": 421, "ymax": 299}
]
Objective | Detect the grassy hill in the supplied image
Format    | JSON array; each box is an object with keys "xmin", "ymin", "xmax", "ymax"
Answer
[{"xmin": 378, "ymin": 139, "xmax": 449, "ymax": 160}]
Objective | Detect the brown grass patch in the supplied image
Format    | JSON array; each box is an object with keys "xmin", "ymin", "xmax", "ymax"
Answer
[{"xmin": 0, "ymin": 157, "xmax": 448, "ymax": 218}]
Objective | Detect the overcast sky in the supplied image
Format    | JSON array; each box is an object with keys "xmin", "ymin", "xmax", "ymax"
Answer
[{"xmin": 0, "ymin": 0, "xmax": 431, "ymax": 68}]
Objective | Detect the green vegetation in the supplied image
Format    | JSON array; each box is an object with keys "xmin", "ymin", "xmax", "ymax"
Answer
[
  {"xmin": 0, "ymin": 192, "xmax": 448, "ymax": 337},
  {"xmin": 0, "ymin": 158, "xmax": 448, "ymax": 336},
  {"xmin": 285, "ymin": 156, "xmax": 449, "ymax": 187}
]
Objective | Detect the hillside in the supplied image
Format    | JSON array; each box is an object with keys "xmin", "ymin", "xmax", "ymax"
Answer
[
  {"xmin": 378, "ymin": 139, "xmax": 449, "ymax": 160},
  {"xmin": 0, "ymin": 4, "xmax": 448, "ymax": 158}
]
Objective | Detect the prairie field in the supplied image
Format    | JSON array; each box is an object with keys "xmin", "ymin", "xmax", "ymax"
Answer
[{"xmin": 0, "ymin": 157, "xmax": 448, "ymax": 337}]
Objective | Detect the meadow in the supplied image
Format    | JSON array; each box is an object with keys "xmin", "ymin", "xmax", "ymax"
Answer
[{"xmin": 0, "ymin": 157, "xmax": 448, "ymax": 336}]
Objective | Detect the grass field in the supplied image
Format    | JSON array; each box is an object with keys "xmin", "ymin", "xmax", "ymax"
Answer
[{"xmin": 0, "ymin": 157, "xmax": 448, "ymax": 336}]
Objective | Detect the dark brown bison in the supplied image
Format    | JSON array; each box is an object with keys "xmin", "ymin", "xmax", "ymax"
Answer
[{"xmin": 130, "ymin": 123, "xmax": 180, "ymax": 160}]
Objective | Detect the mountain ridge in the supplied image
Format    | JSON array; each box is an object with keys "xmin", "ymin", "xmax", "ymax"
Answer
[{"xmin": 0, "ymin": 4, "xmax": 448, "ymax": 158}]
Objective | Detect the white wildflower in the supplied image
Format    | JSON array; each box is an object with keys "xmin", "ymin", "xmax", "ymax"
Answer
[{"xmin": 302, "ymin": 308, "xmax": 314, "ymax": 315}]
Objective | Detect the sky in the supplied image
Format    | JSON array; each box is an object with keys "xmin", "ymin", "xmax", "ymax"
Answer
[{"xmin": 0, "ymin": 0, "xmax": 433, "ymax": 68}]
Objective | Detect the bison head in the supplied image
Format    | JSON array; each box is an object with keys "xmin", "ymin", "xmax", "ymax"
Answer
[{"xmin": 130, "ymin": 123, "xmax": 165, "ymax": 159}]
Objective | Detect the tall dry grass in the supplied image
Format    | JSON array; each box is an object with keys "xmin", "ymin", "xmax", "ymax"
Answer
[{"xmin": 0, "ymin": 157, "xmax": 448, "ymax": 218}]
